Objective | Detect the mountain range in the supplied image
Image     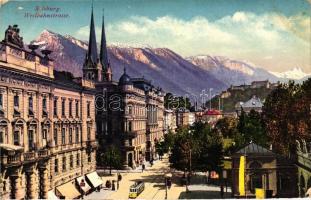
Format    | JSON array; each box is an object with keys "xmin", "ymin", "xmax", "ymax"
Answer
[
  {"xmin": 269, "ymin": 67, "xmax": 311, "ymax": 81},
  {"xmin": 32, "ymin": 30, "xmax": 310, "ymax": 97}
]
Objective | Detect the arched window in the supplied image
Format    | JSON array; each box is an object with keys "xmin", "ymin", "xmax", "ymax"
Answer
[
  {"xmin": 13, "ymin": 129, "xmax": 20, "ymax": 145},
  {"xmin": 0, "ymin": 129, "xmax": 4, "ymax": 143},
  {"xmin": 28, "ymin": 129, "xmax": 34, "ymax": 150}
]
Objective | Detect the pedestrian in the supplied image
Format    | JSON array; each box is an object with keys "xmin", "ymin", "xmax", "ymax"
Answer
[
  {"xmin": 112, "ymin": 180, "xmax": 115, "ymax": 191},
  {"xmin": 142, "ymin": 164, "xmax": 145, "ymax": 172},
  {"xmin": 205, "ymin": 171, "xmax": 209, "ymax": 184},
  {"xmin": 220, "ymin": 185, "xmax": 224, "ymax": 198}
]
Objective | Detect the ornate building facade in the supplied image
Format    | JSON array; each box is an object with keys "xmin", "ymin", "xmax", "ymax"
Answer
[
  {"xmin": 83, "ymin": 10, "xmax": 165, "ymax": 168},
  {"xmin": 0, "ymin": 24, "xmax": 98, "ymax": 199}
]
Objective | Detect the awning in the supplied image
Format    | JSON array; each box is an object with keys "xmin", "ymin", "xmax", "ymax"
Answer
[
  {"xmin": 56, "ymin": 181, "xmax": 81, "ymax": 199},
  {"xmin": 76, "ymin": 176, "xmax": 91, "ymax": 193},
  {"xmin": 86, "ymin": 171, "xmax": 103, "ymax": 188},
  {"xmin": 48, "ymin": 190, "xmax": 59, "ymax": 200},
  {"xmin": 0, "ymin": 143, "xmax": 24, "ymax": 151}
]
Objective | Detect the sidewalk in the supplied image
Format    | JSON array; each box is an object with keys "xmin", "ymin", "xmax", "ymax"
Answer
[{"xmin": 97, "ymin": 159, "xmax": 161, "ymax": 174}]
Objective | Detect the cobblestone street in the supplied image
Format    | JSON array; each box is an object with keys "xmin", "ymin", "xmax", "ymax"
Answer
[{"xmin": 85, "ymin": 156, "xmax": 231, "ymax": 199}]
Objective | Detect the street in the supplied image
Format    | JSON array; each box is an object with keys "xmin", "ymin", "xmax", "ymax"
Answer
[{"xmin": 85, "ymin": 156, "xmax": 231, "ymax": 199}]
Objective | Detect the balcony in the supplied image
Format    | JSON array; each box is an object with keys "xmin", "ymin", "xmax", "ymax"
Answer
[
  {"xmin": 24, "ymin": 152, "xmax": 36, "ymax": 161},
  {"xmin": 124, "ymin": 131, "xmax": 137, "ymax": 139},
  {"xmin": 0, "ymin": 42, "xmax": 54, "ymax": 78},
  {"xmin": 1, "ymin": 154, "xmax": 22, "ymax": 166},
  {"xmin": 38, "ymin": 149, "xmax": 49, "ymax": 158}
]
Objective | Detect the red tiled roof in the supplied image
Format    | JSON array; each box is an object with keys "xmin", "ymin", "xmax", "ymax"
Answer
[{"xmin": 204, "ymin": 109, "xmax": 222, "ymax": 115}]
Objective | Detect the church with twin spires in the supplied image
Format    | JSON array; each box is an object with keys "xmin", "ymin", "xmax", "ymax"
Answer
[{"xmin": 83, "ymin": 8, "xmax": 165, "ymax": 168}]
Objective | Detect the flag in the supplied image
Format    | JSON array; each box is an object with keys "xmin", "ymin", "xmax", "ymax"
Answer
[{"xmin": 239, "ymin": 156, "xmax": 245, "ymax": 196}]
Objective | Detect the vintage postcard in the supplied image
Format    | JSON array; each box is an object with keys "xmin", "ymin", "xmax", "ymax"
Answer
[{"xmin": 0, "ymin": 0, "xmax": 310, "ymax": 199}]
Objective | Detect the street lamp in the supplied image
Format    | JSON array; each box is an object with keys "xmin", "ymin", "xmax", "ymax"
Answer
[{"xmin": 165, "ymin": 173, "xmax": 172, "ymax": 199}]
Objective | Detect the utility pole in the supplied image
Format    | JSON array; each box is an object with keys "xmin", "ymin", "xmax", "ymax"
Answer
[
  {"xmin": 209, "ymin": 88, "xmax": 213, "ymax": 110},
  {"xmin": 165, "ymin": 177, "xmax": 168, "ymax": 199},
  {"xmin": 218, "ymin": 96, "xmax": 220, "ymax": 111}
]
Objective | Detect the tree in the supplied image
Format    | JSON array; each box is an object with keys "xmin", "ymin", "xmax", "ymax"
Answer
[
  {"xmin": 155, "ymin": 141, "xmax": 166, "ymax": 160},
  {"xmin": 238, "ymin": 109, "xmax": 268, "ymax": 147},
  {"xmin": 169, "ymin": 126, "xmax": 193, "ymax": 171},
  {"xmin": 169, "ymin": 122, "xmax": 223, "ymax": 173},
  {"xmin": 262, "ymin": 80, "xmax": 311, "ymax": 157},
  {"xmin": 191, "ymin": 122, "xmax": 223, "ymax": 173},
  {"xmin": 101, "ymin": 145, "xmax": 123, "ymax": 174},
  {"xmin": 214, "ymin": 117, "xmax": 242, "ymax": 155}
]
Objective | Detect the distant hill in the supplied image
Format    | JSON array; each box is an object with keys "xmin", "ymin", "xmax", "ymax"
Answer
[
  {"xmin": 33, "ymin": 29, "xmax": 226, "ymax": 97},
  {"xmin": 187, "ymin": 55, "xmax": 279, "ymax": 86},
  {"xmin": 207, "ymin": 86, "xmax": 275, "ymax": 113}
]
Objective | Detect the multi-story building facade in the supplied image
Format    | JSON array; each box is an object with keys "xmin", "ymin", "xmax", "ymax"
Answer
[
  {"xmin": 164, "ymin": 109, "xmax": 177, "ymax": 134},
  {"xmin": 0, "ymin": 24, "xmax": 99, "ymax": 199},
  {"xmin": 131, "ymin": 78, "xmax": 165, "ymax": 162},
  {"xmin": 84, "ymin": 10, "xmax": 165, "ymax": 168},
  {"xmin": 176, "ymin": 109, "xmax": 196, "ymax": 127}
]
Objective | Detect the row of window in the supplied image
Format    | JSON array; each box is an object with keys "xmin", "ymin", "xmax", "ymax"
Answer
[
  {"xmin": 0, "ymin": 125, "xmax": 92, "ymax": 147},
  {"xmin": 0, "ymin": 94, "xmax": 91, "ymax": 118},
  {"xmin": 54, "ymin": 153, "xmax": 92, "ymax": 173},
  {"xmin": 54, "ymin": 98, "xmax": 79, "ymax": 117},
  {"xmin": 54, "ymin": 127, "xmax": 80, "ymax": 145}
]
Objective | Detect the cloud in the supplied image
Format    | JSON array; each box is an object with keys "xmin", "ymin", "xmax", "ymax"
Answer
[{"xmin": 75, "ymin": 11, "xmax": 310, "ymax": 72}]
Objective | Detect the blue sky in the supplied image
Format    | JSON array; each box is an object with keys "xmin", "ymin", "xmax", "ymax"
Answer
[{"xmin": 0, "ymin": 0, "xmax": 310, "ymax": 72}]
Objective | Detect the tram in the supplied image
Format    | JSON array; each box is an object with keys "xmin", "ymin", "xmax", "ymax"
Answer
[{"xmin": 129, "ymin": 181, "xmax": 145, "ymax": 198}]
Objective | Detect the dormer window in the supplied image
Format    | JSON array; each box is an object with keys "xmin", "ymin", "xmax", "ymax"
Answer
[
  {"xmin": 28, "ymin": 96, "xmax": 34, "ymax": 116},
  {"xmin": 13, "ymin": 95, "xmax": 20, "ymax": 116},
  {"xmin": 0, "ymin": 94, "xmax": 4, "ymax": 117},
  {"xmin": 42, "ymin": 97, "xmax": 48, "ymax": 117}
]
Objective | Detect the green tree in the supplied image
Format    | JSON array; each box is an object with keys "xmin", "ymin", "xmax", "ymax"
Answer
[
  {"xmin": 101, "ymin": 145, "xmax": 123, "ymax": 174},
  {"xmin": 191, "ymin": 122, "xmax": 223, "ymax": 173},
  {"xmin": 169, "ymin": 126, "xmax": 194, "ymax": 171},
  {"xmin": 214, "ymin": 117, "xmax": 242, "ymax": 155},
  {"xmin": 262, "ymin": 80, "xmax": 310, "ymax": 156},
  {"xmin": 238, "ymin": 109, "xmax": 268, "ymax": 147},
  {"xmin": 169, "ymin": 122, "xmax": 223, "ymax": 173}
]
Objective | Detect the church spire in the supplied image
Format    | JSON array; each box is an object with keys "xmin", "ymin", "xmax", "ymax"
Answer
[
  {"xmin": 87, "ymin": 4, "xmax": 98, "ymax": 65},
  {"xmin": 100, "ymin": 9, "xmax": 109, "ymax": 69},
  {"xmin": 83, "ymin": 2, "xmax": 102, "ymax": 82}
]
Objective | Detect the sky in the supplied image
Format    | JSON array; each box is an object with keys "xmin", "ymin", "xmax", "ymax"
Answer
[{"xmin": 0, "ymin": 0, "xmax": 310, "ymax": 73}]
